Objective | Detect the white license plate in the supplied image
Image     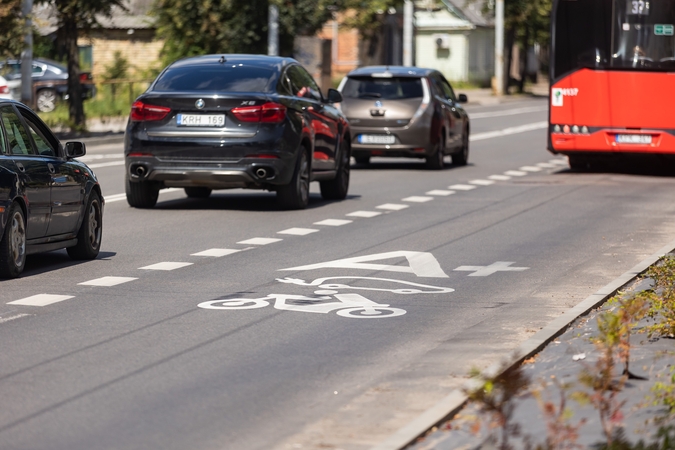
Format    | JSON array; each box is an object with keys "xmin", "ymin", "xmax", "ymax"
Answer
[
  {"xmin": 615, "ymin": 134, "xmax": 652, "ymax": 144},
  {"xmin": 358, "ymin": 134, "xmax": 395, "ymax": 144},
  {"xmin": 177, "ymin": 114, "xmax": 225, "ymax": 127}
]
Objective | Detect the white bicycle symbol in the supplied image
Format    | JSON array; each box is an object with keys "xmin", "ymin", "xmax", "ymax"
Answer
[{"xmin": 198, "ymin": 277, "xmax": 454, "ymax": 319}]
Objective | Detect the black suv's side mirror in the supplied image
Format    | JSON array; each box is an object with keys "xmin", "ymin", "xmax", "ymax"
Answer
[
  {"xmin": 457, "ymin": 94, "xmax": 468, "ymax": 103},
  {"xmin": 326, "ymin": 88, "xmax": 343, "ymax": 104},
  {"xmin": 65, "ymin": 141, "xmax": 86, "ymax": 158}
]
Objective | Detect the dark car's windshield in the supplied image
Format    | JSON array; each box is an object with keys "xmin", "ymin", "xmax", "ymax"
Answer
[
  {"xmin": 153, "ymin": 66, "xmax": 276, "ymax": 93},
  {"xmin": 342, "ymin": 76, "xmax": 423, "ymax": 100}
]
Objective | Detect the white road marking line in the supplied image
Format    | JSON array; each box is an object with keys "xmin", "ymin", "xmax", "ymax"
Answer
[
  {"xmin": 448, "ymin": 184, "xmax": 477, "ymax": 191},
  {"xmin": 550, "ymin": 159, "xmax": 569, "ymax": 166},
  {"xmin": 105, "ymin": 188, "xmax": 182, "ymax": 203},
  {"xmin": 402, "ymin": 196, "xmax": 433, "ymax": 203},
  {"xmin": 489, "ymin": 174, "xmax": 511, "ymax": 181},
  {"xmin": 78, "ymin": 276, "xmax": 138, "ymax": 287},
  {"xmin": 237, "ymin": 237, "xmax": 283, "ymax": 245},
  {"xmin": 469, "ymin": 106, "xmax": 548, "ymax": 119},
  {"xmin": 504, "ymin": 170, "xmax": 527, "ymax": 176},
  {"xmin": 470, "ymin": 121, "xmax": 548, "ymax": 142},
  {"xmin": 377, "ymin": 203, "xmax": 410, "ymax": 211},
  {"xmin": 140, "ymin": 262, "xmax": 194, "ymax": 271},
  {"xmin": 520, "ymin": 166, "xmax": 542, "ymax": 172},
  {"xmin": 77, "ymin": 154, "xmax": 124, "ymax": 162},
  {"xmin": 454, "ymin": 261, "xmax": 530, "ymax": 276},
  {"xmin": 426, "ymin": 190, "xmax": 455, "ymax": 196},
  {"xmin": 347, "ymin": 211, "xmax": 382, "ymax": 218},
  {"xmin": 87, "ymin": 161, "xmax": 126, "ymax": 169},
  {"xmin": 0, "ymin": 313, "xmax": 31, "ymax": 323},
  {"xmin": 314, "ymin": 219, "xmax": 352, "ymax": 226},
  {"xmin": 192, "ymin": 248, "xmax": 242, "ymax": 257},
  {"xmin": 536, "ymin": 162, "xmax": 557, "ymax": 168},
  {"xmin": 469, "ymin": 179, "xmax": 495, "ymax": 186},
  {"xmin": 278, "ymin": 228, "xmax": 319, "ymax": 236},
  {"xmin": 8, "ymin": 294, "xmax": 74, "ymax": 307}
]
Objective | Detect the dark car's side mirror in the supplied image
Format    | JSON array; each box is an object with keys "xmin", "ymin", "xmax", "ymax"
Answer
[
  {"xmin": 65, "ymin": 141, "xmax": 86, "ymax": 158},
  {"xmin": 457, "ymin": 94, "xmax": 468, "ymax": 103},
  {"xmin": 326, "ymin": 88, "xmax": 343, "ymax": 104}
]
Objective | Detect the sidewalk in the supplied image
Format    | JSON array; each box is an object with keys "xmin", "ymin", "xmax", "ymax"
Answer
[{"xmin": 406, "ymin": 249, "xmax": 675, "ymax": 449}]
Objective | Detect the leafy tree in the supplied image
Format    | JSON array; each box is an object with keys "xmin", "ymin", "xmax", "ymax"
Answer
[
  {"xmin": 0, "ymin": 0, "xmax": 25, "ymax": 58},
  {"xmin": 153, "ymin": 0, "xmax": 335, "ymax": 66},
  {"xmin": 38, "ymin": 0, "xmax": 125, "ymax": 129}
]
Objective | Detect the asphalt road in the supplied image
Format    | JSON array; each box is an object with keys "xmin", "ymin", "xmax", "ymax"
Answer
[{"xmin": 2, "ymin": 97, "xmax": 675, "ymax": 450}]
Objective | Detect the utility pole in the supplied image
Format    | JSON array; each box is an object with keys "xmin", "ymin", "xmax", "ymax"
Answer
[
  {"xmin": 403, "ymin": 0, "xmax": 414, "ymax": 66},
  {"xmin": 268, "ymin": 4, "xmax": 279, "ymax": 56},
  {"xmin": 494, "ymin": 0, "xmax": 504, "ymax": 96},
  {"xmin": 21, "ymin": 0, "xmax": 33, "ymax": 106}
]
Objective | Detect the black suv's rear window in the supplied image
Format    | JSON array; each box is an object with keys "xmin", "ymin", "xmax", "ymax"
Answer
[
  {"xmin": 153, "ymin": 66, "xmax": 275, "ymax": 92},
  {"xmin": 342, "ymin": 76, "xmax": 423, "ymax": 100}
]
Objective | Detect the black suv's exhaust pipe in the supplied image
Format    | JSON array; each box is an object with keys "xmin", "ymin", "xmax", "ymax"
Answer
[
  {"xmin": 130, "ymin": 163, "xmax": 148, "ymax": 179},
  {"xmin": 254, "ymin": 167, "xmax": 274, "ymax": 180}
]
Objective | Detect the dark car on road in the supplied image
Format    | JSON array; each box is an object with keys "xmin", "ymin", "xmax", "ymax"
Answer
[
  {"xmin": 338, "ymin": 66, "xmax": 470, "ymax": 169},
  {"xmin": 124, "ymin": 54, "xmax": 351, "ymax": 210},
  {"xmin": 0, "ymin": 58, "xmax": 96, "ymax": 113},
  {"xmin": 0, "ymin": 100, "xmax": 103, "ymax": 278}
]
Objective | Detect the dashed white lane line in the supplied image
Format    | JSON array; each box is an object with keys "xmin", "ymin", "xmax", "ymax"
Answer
[
  {"xmin": 550, "ymin": 159, "xmax": 569, "ymax": 166},
  {"xmin": 0, "ymin": 314, "xmax": 31, "ymax": 323},
  {"xmin": 192, "ymin": 248, "xmax": 243, "ymax": 257},
  {"xmin": 8, "ymin": 294, "xmax": 74, "ymax": 307},
  {"xmin": 426, "ymin": 190, "xmax": 455, "ymax": 196},
  {"xmin": 489, "ymin": 175, "xmax": 511, "ymax": 181},
  {"xmin": 140, "ymin": 262, "xmax": 194, "ymax": 271},
  {"xmin": 449, "ymin": 184, "xmax": 477, "ymax": 191},
  {"xmin": 314, "ymin": 219, "xmax": 352, "ymax": 226},
  {"xmin": 78, "ymin": 276, "xmax": 138, "ymax": 287},
  {"xmin": 105, "ymin": 188, "xmax": 182, "ymax": 204},
  {"xmin": 278, "ymin": 228, "xmax": 319, "ymax": 236},
  {"xmin": 402, "ymin": 196, "xmax": 434, "ymax": 203},
  {"xmin": 77, "ymin": 154, "xmax": 123, "ymax": 162},
  {"xmin": 237, "ymin": 237, "xmax": 283, "ymax": 245},
  {"xmin": 520, "ymin": 166, "xmax": 542, "ymax": 172},
  {"xmin": 87, "ymin": 161, "xmax": 126, "ymax": 169},
  {"xmin": 470, "ymin": 179, "xmax": 495, "ymax": 186},
  {"xmin": 468, "ymin": 105, "xmax": 548, "ymax": 119},
  {"xmin": 536, "ymin": 162, "xmax": 557, "ymax": 168},
  {"xmin": 377, "ymin": 203, "xmax": 410, "ymax": 211},
  {"xmin": 504, "ymin": 170, "xmax": 527, "ymax": 177},
  {"xmin": 469, "ymin": 121, "xmax": 548, "ymax": 142},
  {"xmin": 347, "ymin": 211, "xmax": 382, "ymax": 218}
]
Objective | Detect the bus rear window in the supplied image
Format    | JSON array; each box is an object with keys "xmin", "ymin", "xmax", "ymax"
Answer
[
  {"xmin": 341, "ymin": 77, "xmax": 423, "ymax": 100},
  {"xmin": 153, "ymin": 66, "xmax": 276, "ymax": 93}
]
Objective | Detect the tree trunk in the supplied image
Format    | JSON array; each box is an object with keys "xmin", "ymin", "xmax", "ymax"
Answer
[
  {"xmin": 504, "ymin": 26, "xmax": 516, "ymax": 94},
  {"xmin": 63, "ymin": 16, "xmax": 85, "ymax": 129},
  {"xmin": 518, "ymin": 26, "xmax": 530, "ymax": 93}
]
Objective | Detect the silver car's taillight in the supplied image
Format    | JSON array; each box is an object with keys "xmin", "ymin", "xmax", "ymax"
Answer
[{"xmin": 409, "ymin": 77, "xmax": 431, "ymax": 125}]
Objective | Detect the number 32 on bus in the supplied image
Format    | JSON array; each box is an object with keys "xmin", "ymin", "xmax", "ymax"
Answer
[{"xmin": 548, "ymin": 0, "xmax": 675, "ymax": 169}]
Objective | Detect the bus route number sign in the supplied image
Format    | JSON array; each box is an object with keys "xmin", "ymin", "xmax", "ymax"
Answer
[
  {"xmin": 627, "ymin": 0, "xmax": 649, "ymax": 15},
  {"xmin": 655, "ymin": 25, "xmax": 675, "ymax": 36}
]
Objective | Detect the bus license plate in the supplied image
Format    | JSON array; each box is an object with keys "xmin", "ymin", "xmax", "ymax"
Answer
[
  {"xmin": 358, "ymin": 134, "xmax": 395, "ymax": 144},
  {"xmin": 615, "ymin": 134, "xmax": 652, "ymax": 144},
  {"xmin": 177, "ymin": 114, "xmax": 225, "ymax": 127}
]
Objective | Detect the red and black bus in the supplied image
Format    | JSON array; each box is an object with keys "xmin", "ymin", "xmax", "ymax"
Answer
[{"xmin": 548, "ymin": 0, "xmax": 675, "ymax": 168}]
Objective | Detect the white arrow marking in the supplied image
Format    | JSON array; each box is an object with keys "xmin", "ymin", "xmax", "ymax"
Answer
[
  {"xmin": 454, "ymin": 261, "xmax": 529, "ymax": 277},
  {"xmin": 281, "ymin": 251, "xmax": 449, "ymax": 278}
]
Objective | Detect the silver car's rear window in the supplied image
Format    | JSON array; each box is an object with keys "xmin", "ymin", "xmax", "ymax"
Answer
[
  {"xmin": 153, "ymin": 66, "xmax": 275, "ymax": 92},
  {"xmin": 342, "ymin": 76, "xmax": 423, "ymax": 100}
]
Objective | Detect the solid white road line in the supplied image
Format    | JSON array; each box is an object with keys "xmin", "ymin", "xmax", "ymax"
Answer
[
  {"xmin": 77, "ymin": 154, "xmax": 124, "ymax": 162},
  {"xmin": 237, "ymin": 237, "xmax": 283, "ymax": 245},
  {"xmin": 504, "ymin": 170, "xmax": 527, "ymax": 177},
  {"xmin": 469, "ymin": 106, "xmax": 548, "ymax": 119},
  {"xmin": 448, "ymin": 184, "xmax": 477, "ymax": 191},
  {"xmin": 377, "ymin": 203, "xmax": 410, "ymax": 211},
  {"xmin": 87, "ymin": 161, "xmax": 126, "ymax": 169},
  {"xmin": 402, "ymin": 196, "xmax": 434, "ymax": 203},
  {"xmin": 0, "ymin": 314, "xmax": 31, "ymax": 323},
  {"xmin": 192, "ymin": 248, "xmax": 242, "ymax": 257},
  {"xmin": 278, "ymin": 228, "xmax": 319, "ymax": 236},
  {"xmin": 8, "ymin": 294, "xmax": 74, "ymax": 307},
  {"xmin": 470, "ymin": 179, "xmax": 495, "ymax": 186},
  {"xmin": 140, "ymin": 262, "xmax": 194, "ymax": 271},
  {"xmin": 489, "ymin": 175, "xmax": 511, "ymax": 181},
  {"xmin": 426, "ymin": 190, "xmax": 455, "ymax": 196},
  {"xmin": 347, "ymin": 211, "xmax": 382, "ymax": 218},
  {"xmin": 470, "ymin": 121, "xmax": 548, "ymax": 142},
  {"xmin": 314, "ymin": 219, "xmax": 352, "ymax": 226},
  {"xmin": 78, "ymin": 276, "xmax": 137, "ymax": 287}
]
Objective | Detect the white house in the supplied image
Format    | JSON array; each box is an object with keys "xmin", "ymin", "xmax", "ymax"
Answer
[{"xmin": 415, "ymin": 0, "xmax": 494, "ymax": 86}]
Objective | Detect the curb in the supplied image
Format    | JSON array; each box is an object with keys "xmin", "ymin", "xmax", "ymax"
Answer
[{"xmin": 370, "ymin": 237, "xmax": 675, "ymax": 450}]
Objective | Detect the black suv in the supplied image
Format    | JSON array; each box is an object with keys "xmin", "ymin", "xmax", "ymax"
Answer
[
  {"xmin": 0, "ymin": 100, "xmax": 103, "ymax": 278},
  {"xmin": 124, "ymin": 54, "xmax": 351, "ymax": 210}
]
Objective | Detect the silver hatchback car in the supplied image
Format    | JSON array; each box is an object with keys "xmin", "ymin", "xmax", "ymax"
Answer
[{"xmin": 338, "ymin": 66, "xmax": 470, "ymax": 169}]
